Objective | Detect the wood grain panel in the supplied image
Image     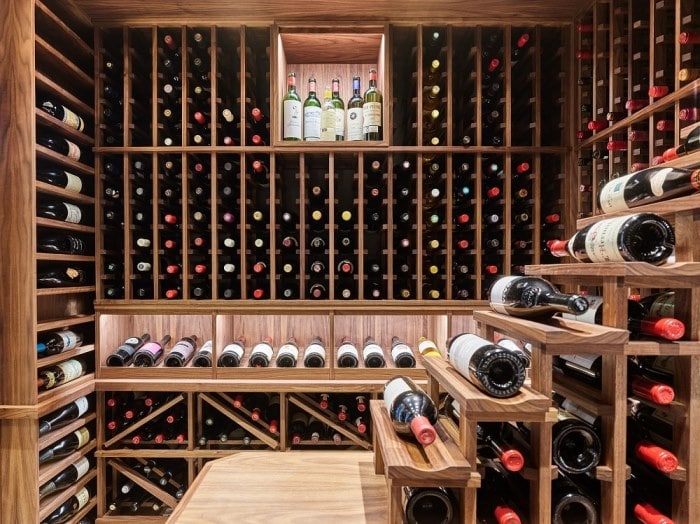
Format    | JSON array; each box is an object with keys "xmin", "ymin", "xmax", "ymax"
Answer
[{"xmin": 0, "ymin": 419, "xmax": 39, "ymax": 524}]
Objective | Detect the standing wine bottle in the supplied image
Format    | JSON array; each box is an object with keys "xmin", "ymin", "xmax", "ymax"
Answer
[
  {"xmin": 40, "ymin": 486, "xmax": 90, "ymax": 524},
  {"xmin": 448, "ymin": 333, "xmax": 526, "ymax": 398},
  {"xmin": 383, "ymin": 376, "xmax": 438, "ymax": 445},
  {"xmin": 164, "ymin": 335, "xmax": 198, "ymax": 367},
  {"xmin": 37, "ymin": 330, "xmax": 83, "ymax": 357},
  {"xmin": 39, "ymin": 100, "xmax": 86, "ymax": 132},
  {"xmin": 39, "ymin": 396, "xmax": 91, "ymax": 436},
  {"xmin": 132, "ymin": 335, "xmax": 171, "ymax": 367},
  {"xmin": 275, "ymin": 336, "xmax": 299, "ymax": 367},
  {"xmin": 39, "ymin": 426, "xmax": 91, "ymax": 465},
  {"xmin": 488, "ymin": 276, "xmax": 589, "ymax": 318},
  {"xmin": 106, "ymin": 334, "xmax": 151, "ymax": 367},
  {"xmin": 37, "ymin": 200, "xmax": 84, "ymax": 224},
  {"xmin": 549, "ymin": 213, "xmax": 675, "ymax": 265},
  {"xmin": 303, "ymin": 336, "xmax": 326, "ymax": 367},
  {"xmin": 403, "ymin": 487, "xmax": 455, "ymax": 524},
  {"xmin": 39, "ymin": 456, "xmax": 91, "ymax": 499},
  {"xmin": 303, "ymin": 76, "xmax": 322, "ymax": 141},
  {"xmin": 362, "ymin": 336, "xmax": 386, "ymax": 368},
  {"xmin": 346, "ymin": 75, "xmax": 364, "ymax": 141},
  {"xmin": 390, "ymin": 336, "xmax": 417, "ymax": 368},
  {"xmin": 320, "ymin": 85, "xmax": 336, "ymax": 141},
  {"xmin": 38, "ymin": 359, "xmax": 86, "ymax": 391},
  {"xmin": 282, "ymin": 72, "xmax": 302, "ymax": 140},
  {"xmin": 337, "ymin": 336, "xmax": 360, "ymax": 368},
  {"xmin": 598, "ymin": 166, "xmax": 700, "ymax": 213},
  {"xmin": 218, "ymin": 337, "xmax": 246, "ymax": 367},
  {"xmin": 362, "ymin": 68, "xmax": 383, "ymax": 140},
  {"xmin": 37, "ymin": 168, "xmax": 86, "ymax": 194},
  {"xmin": 331, "ymin": 77, "xmax": 345, "ymax": 140},
  {"xmin": 249, "ymin": 336, "xmax": 273, "ymax": 367},
  {"xmin": 193, "ymin": 340, "xmax": 213, "ymax": 367}
]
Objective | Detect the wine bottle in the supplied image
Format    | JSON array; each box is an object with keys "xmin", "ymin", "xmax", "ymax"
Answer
[
  {"xmin": 289, "ymin": 411, "xmax": 309, "ymax": 444},
  {"xmin": 275, "ymin": 336, "xmax": 299, "ymax": 367},
  {"xmin": 249, "ymin": 336, "xmax": 273, "ymax": 367},
  {"xmin": 448, "ymin": 333, "xmax": 526, "ymax": 398},
  {"xmin": 303, "ymin": 76, "xmax": 322, "ymax": 141},
  {"xmin": 320, "ymin": 85, "xmax": 336, "ymax": 141},
  {"xmin": 345, "ymin": 75, "xmax": 364, "ymax": 141},
  {"xmin": 362, "ymin": 336, "xmax": 386, "ymax": 368},
  {"xmin": 39, "ymin": 426, "xmax": 91, "ymax": 465},
  {"xmin": 40, "ymin": 486, "xmax": 90, "ymax": 524},
  {"xmin": 337, "ymin": 336, "xmax": 360, "ymax": 368},
  {"xmin": 488, "ymin": 276, "xmax": 589, "ymax": 318},
  {"xmin": 38, "ymin": 359, "xmax": 86, "ymax": 391},
  {"xmin": 551, "ymin": 473, "xmax": 599, "ymax": 523},
  {"xmin": 39, "ymin": 396, "xmax": 91, "ymax": 436},
  {"xmin": 549, "ymin": 213, "xmax": 675, "ymax": 265},
  {"xmin": 330, "ymin": 77, "xmax": 345, "ymax": 140},
  {"xmin": 132, "ymin": 335, "xmax": 171, "ymax": 367},
  {"xmin": 37, "ymin": 167, "xmax": 87, "ymax": 194},
  {"xmin": 282, "ymin": 72, "xmax": 302, "ymax": 140},
  {"xmin": 303, "ymin": 336, "xmax": 326, "ymax": 367},
  {"xmin": 390, "ymin": 336, "xmax": 416, "ymax": 368},
  {"xmin": 39, "ymin": 456, "xmax": 91, "ymax": 499},
  {"xmin": 37, "ymin": 232, "xmax": 87, "ymax": 255},
  {"xmin": 37, "ymin": 330, "xmax": 83, "ymax": 357},
  {"xmin": 37, "ymin": 200, "xmax": 85, "ymax": 224},
  {"xmin": 383, "ymin": 376, "xmax": 438, "ymax": 445},
  {"xmin": 627, "ymin": 471, "xmax": 674, "ymax": 524},
  {"xmin": 193, "ymin": 340, "xmax": 213, "ymax": 367},
  {"xmin": 164, "ymin": 335, "xmax": 198, "ymax": 367},
  {"xmin": 39, "ymin": 100, "xmax": 86, "ymax": 132},
  {"xmin": 417, "ymin": 337, "xmax": 442, "ymax": 358},
  {"xmin": 404, "ymin": 487, "xmax": 455, "ymax": 524},
  {"xmin": 477, "ymin": 464, "xmax": 525, "ymax": 524},
  {"xmin": 362, "ymin": 68, "xmax": 382, "ymax": 140}
]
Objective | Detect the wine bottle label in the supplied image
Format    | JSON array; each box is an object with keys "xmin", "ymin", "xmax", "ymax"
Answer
[
  {"xmin": 488, "ymin": 276, "xmax": 517, "ymax": 314},
  {"xmin": 140, "ymin": 342, "xmax": 163, "ymax": 355},
  {"xmin": 64, "ymin": 172, "xmax": 83, "ymax": 193},
  {"xmin": 347, "ymin": 108, "xmax": 364, "ymax": 140},
  {"xmin": 362, "ymin": 102, "xmax": 382, "ymax": 133},
  {"xmin": 59, "ymin": 359, "xmax": 85, "ymax": 381},
  {"xmin": 334, "ymin": 108, "xmax": 345, "ymax": 136},
  {"xmin": 42, "ymin": 371, "xmax": 58, "ymax": 389},
  {"xmin": 170, "ymin": 339, "xmax": 195, "ymax": 358},
  {"xmin": 63, "ymin": 203, "xmax": 82, "ymax": 224},
  {"xmin": 383, "ymin": 377, "xmax": 412, "ymax": 410},
  {"xmin": 64, "ymin": 139, "xmax": 81, "ymax": 161},
  {"xmin": 73, "ymin": 456, "xmax": 91, "ymax": 479},
  {"xmin": 277, "ymin": 343, "xmax": 299, "ymax": 360},
  {"xmin": 74, "ymin": 396, "xmax": 89, "ymax": 417},
  {"xmin": 283, "ymin": 100, "xmax": 302, "ymax": 139},
  {"xmin": 645, "ymin": 292, "xmax": 674, "ymax": 318},
  {"xmin": 74, "ymin": 486, "xmax": 90, "ymax": 508},
  {"xmin": 221, "ymin": 342, "xmax": 244, "ymax": 358},
  {"xmin": 74, "ymin": 427, "xmax": 90, "ymax": 448},
  {"xmin": 391, "ymin": 343, "xmax": 413, "ymax": 361},
  {"xmin": 338, "ymin": 343, "xmax": 359, "ymax": 359},
  {"xmin": 303, "ymin": 106, "xmax": 322, "ymax": 140},
  {"xmin": 418, "ymin": 339, "xmax": 440, "ymax": 356},
  {"xmin": 57, "ymin": 330, "xmax": 81, "ymax": 351},
  {"xmin": 581, "ymin": 216, "xmax": 629, "ymax": 263},
  {"xmin": 599, "ymin": 173, "xmax": 633, "ymax": 212},
  {"xmin": 123, "ymin": 336, "xmax": 142, "ymax": 346},
  {"xmin": 559, "ymin": 353, "xmax": 599, "ymax": 369},
  {"xmin": 496, "ymin": 339, "xmax": 531, "ymax": 366},
  {"xmin": 449, "ymin": 334, "xmax": 487, "ymax": 374},
  {"xmin": 304, "ymin": 342, "xmax": 326, "ymax": 360},
  {"xmin": 251, "ymin": 342, "xmax": 273, "ymax": 360},
  {"xmin": 561, "ymin": 295, "xmax": 604, "ymax": 324},
  {"xmin": 320, "ymin": 108, "xmax": 336, "ymax": 140},
  {"xmin": 198, "ymin": 340, "xmax": 213, "ymax": 355},
  {"xmin": 64, "ymin": 267, "xmax": 81, "ymax": 281},
  {"xmin": 363, "ymin": 342, "xmax": 383, "ymax": 359}
]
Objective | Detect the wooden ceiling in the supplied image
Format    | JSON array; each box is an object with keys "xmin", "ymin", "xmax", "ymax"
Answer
[{"xmin": 70, "ymin": 0, "xmax": 590, "ymax": 25}]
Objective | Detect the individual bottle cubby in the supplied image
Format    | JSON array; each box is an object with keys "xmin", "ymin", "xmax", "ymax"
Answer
[
  {"xmin": 480, "ymin": 28, "xmax": 505, "ymax": 147},
  {"xmin": 273, "ymin": 154, "xmax": 300, "ymax": 299},
  {"xmin": 187, "ymin": 154, "xmax": 213, "ymax": 299},
  {"xmin": 158, "ymin": 27, "xmax": 183, "ymax": 147},
  {"xmin": 216, "ymin": 28, "xmax": 242, "ymax": 146},
  {"xmin": 391, "ymin": 27, "xmax": 418, "ymax": 146},
  {"xmin": 126, "ymin": 28, "xmax": 153, "ymax": 148},
  {"xmin": 244, "ymin": 27, "xmax": 271, "ymax": 147},
  {"xmin": 130, "ymin": 155, "xmax": 154, "ymax": 299},
  {"xmin": 246, "ymin": 153, "xmax": 272, "ymax": 300},
  {"xmin": 98, "ymin": 28, "xmax": 124, "ymax": 148},
  {"xmin": 422, "ymin": 153, "xmax": 448, "ymax": 300},
  {"xmin": 539, "ymin": 27, "xmax": 567, "ymax": 147},
  {"xmin": 157, "ymin": 154, "xmax": 184, "ymax": 299},
  {"xmin": 421, "ymin": 26, "xmax": 448, "ymax": 147},
  {"xmin": 363, "ymin": 155, "xmax": 388, "ymax": 300},
  {"xmin": 392, "ymin": 156, "xmax": 417, "ymax": 300},
  {"xmin": 187, "ymin": 27, "xmax": 213, "ymax": 147},
  {"xmin": 509, "ymin": 26, "xmax": 536, "ymax": 147},
  {"xmin": 217, "ymin": 154, "xmax": 242, "ymax": 299},
  {"xmin": 305, "ymin": 154, "xmax": 330, "ymax": 299},
  {"xmin": 452, "ymin": 155, "xmax": 475, "ymax": 299},
  {"xmin": 610, "ymin": 1, "xmax": 629, "ymax": 117},
  {"xmin": 451, "ymin": 27, "xmax": 477, "ymax": 147},
  {"xmin": 481, "ymin": 155, "xmax": 505, "ymax": 296},
  {"xmin": 334, "ymin": 153, "xmax": 360, "ymax": 300}
]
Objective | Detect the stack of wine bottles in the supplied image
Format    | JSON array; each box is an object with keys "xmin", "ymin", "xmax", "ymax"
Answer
[{"xmin": 103, "ymin": 392, "xmax": 184, "ymax": 444}]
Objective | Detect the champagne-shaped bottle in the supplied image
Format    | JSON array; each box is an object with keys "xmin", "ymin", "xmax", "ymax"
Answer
[
  {"xmin": 132, "ymin": 335, "xmax": 171, "ymax": 367},
  {"xmin": 39, "ymin": 426, "xmax": 91, "ymax": 465},
  {"xmin": 303, "ymin": 336, "xmax": 326, "ymax": 367},
  {"xmin": 39, "ymin": 456, "xmax": 91, "ymax": 499},
  {"xmin": 549, "ymin": 213, "xmax": 675, "ymax": 265},
  {"xmin": 448, "ymin": 333, "xmax": 526, "ymax": 398},
  {"xmin": 106, "ymin": 333, "xmax": 150, "ymax": 367},
  {"xmin": 488, "ymin": 276, "xmax": 589, "ymax": 318},
  {"xmin": 37, "ymin": 232, "xmax": 87, "ymax": 255},
  {"xmin": 218, "ymin": 337, "xmax": 246, "ymax": 367},
  {"xmin": 337, "ymin": 336, "xmax": 360, "ymax": 368},
  {"xmin": 282, "ymin": 72, "xmax": 302, "ymax": 140},
  {"xmin": 37, "ymin": 330, "xmax": 83, "ymax": 357},
  {"xmin": 383, "ymin": 376, "xmax": 438, "ymax": 445},
  {"xmin": 39, "ymin": 396, "xmax": 91, "ymax": 436}
]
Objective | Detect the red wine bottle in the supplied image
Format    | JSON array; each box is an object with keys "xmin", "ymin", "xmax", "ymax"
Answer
[
  {"xmin": 41, "ymin": 486, "xmax": 90, "ymax": 524},
  {"xmin": 218, "ymin": 337, "xmax": 246, "ymax": 367},
  {"xmin": 39, "ymin": 426, "xmax": 91, "ymax": 465},
  {"xmin": 37, "ymin": 266, "xmax": 88, "ymax": 287},
  {"xmin": 38, "ymin": 359, "xmax": 86, "ymax": 390},
  {"xmin": 275, "ymin": 336, "xmax": 299, "ymax": 367},
  {"xmin": 383, "ymin": 376, "xmax": 438, "ymax": 445},
  {"xmin": 404, "ymin": 487, "xmax": 456, "ymax": 524},
  {"xmin": 132, "ymin": 335, "xmax": 171, "ymax": 367},
  {"xmin": 37, "ymin": 330, "xmax": 83, "ymax": 357},
  {"xmin": 193, "ymin": 340, "xmax": 213, "ymax": 367},
  {"xmin": 37, "ymin": 232, "xmax": 86, "ymax": 255},
  {"xmin": 303, "ymin": 337, "xmax": 326, "ymax": 367},
  {"xmin": 164, "ymin": 335, "xmax": 198, "ymax": 367},
  {"xmin": 37, "ymin": 200, "xmax": 85, "ymax": 224},
  {"xmin": 39, "ymin": 100, "xmax": 86, "ymax": 132},
  {"xmin": 37, "ymin": 132, "xmax": 90, "ymax": 164},
  {"xmin": 39, "ymin": 456, "xmax": 91, "ymax": 499},
  {"xmin": 39, "ymin": 396, "xmax": 91, "ymax": 436},
  {"xmin": 390, "ymin": 336, "xmax": 416, "ymax": 368},
  {"xmin": 37, "ymin": 168, "xmax": 87, "ymax": 194},
  {"xmin": 249, "ymin": 336, "xmax": 273, "ymax": 367},
  {"xmin": 362, "ymin": 336, "xmax": 386, "ymax": 368}
]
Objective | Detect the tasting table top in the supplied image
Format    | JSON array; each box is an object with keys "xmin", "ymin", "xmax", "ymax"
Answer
[{"xmin": 166, "ymin": 450, "xmax": 388, "ymax": 523}]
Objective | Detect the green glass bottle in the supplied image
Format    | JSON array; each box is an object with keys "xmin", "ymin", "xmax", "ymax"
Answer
[
  {"xmin": 362, "ymin": 68, "xmax": 383, "ymax": 141},
  {"xmin": 303, "ymin": 76, "xmax": 322, "ymax": 141},
  {"xmin": 346, "ymin": 76, "xmax": 364, "ymax": 141},
  {"xmin": 282, "ymin": 72, "xmax": 302, "ymax": 140},
  {"xmin": 320, "ymin": 85, "xmax": 336, "ymax": 141},
  {"xmin": 331, "ymin": 77, "xmax": 345, "ymax": 141}
]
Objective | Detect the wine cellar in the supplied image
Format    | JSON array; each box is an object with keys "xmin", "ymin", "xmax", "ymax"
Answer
[{"xmin": 1, "ymin": 0, "xmax": 699, "ymax": 522}]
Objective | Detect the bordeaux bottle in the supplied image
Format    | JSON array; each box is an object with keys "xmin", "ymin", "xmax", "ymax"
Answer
[
  {"xmin": 362, "ymin": 336, "xmax": 386, "ymax": 368},
  {"xmin": 37, "ymin": 266, "xmax": 88, "ymax": 287},
  {"xmin": 488, "ymin": 276, "xmax": 589, "ymax": 318},
  {"xmin": 249, "ymin": 336, "xmax": 273, "ymax": 367},
  {"xmin": 106, "ymin": 334, "xmax": 150, "ymax": 367},
  {"xmin": 548, "ymin": 213, "xmax": 675, "ymax": 265},
  {"xmin": 390, "ymin": 336, "xmax": 416, "ymax": 368},
  {"xmin": 404, "ymin": 487, "xmax": 455, "ymax": 524},
  {"xmin": 37, "ymin": 200, "xmax": 84, "ymax": 224},
  {"xmin": 37, "ymin": 330, "xmax": 83, "ymax": 357},
  {"xmin": 37, "ymin": 132, "xmax": 89, "ymax": 164},
  {"xmin": 37, "ymin": 168, "xmax": 86, "ymax": 194},
  {"xmin": 132, "ymin": 335, "xmax": 171, "ymax": 367},
  {"xmin": 164, "ymin": 335, "xmax": 198, "ymax": 367},
  {"xmin": 383, "ymin": 376, "xmax": 438, "ymax": 445},
  {"xmin": 193, "ymin": 340, "xmax": 213, "ymax": 367},
  {"xmin": 448, "ymin": 333, "xmax": 526, "ymax": 398},
  {"xmin": 39, "ymin": 396, "xmax": 91, "ymax": 436},
  {"xmin": 282, "ymin": 72, "xmax": 302, "ymax": 140},
  {"xmin": 337, "ymin": 336, "xmax": 360, "ymax": 367},
  {"xmin": 39, "ymin": 100, "xmax": 86, "ymax": 132},
  {"xmin": 275, "ymin": 336, "xmax": 299, "ymax": 367},
  {"xmin": 363, "ymin": 68, "xmax": 383, "ymax": 140}
]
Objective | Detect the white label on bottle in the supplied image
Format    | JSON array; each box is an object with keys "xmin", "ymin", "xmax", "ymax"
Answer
[
  {"xmin": 448, "ymin": 333, "xmax": 488, "ymax": 378},
  {"xmin": 171, "ymin": 340, "xmax": 195, "ymax": 359},
  {"xmin": 599, "ymin": 173, "xmax": 632, "ymax": 212},
  {"xmin": 64, "ymin": 172, "xmax": 82, "ymax": 193},
  {"xmin": 496, "ymin": 339, "xmax": 530, "ymax": 365},
  {"xmin": 391, "ymin": 343, "xmax": 413, "ymax": 361},
  {"xmin": 649, "ymin": 168, "xmax": 674, "ymax": 197},
  {"xmin": 487, "ymin": 276, "xmax": 518, "ymax": 314},
  {"xmin": 346, "ymin": 108, "xmax": 364, "ymax": 140},
  {"xmin": 123, "ymin": 337, "xmax": 140, "ymax": 346},
  {"xmin": 383, "ymin": 376, "xmax": 411, "ymax": 411},
  {"xmin": 61, "ymin": 106, "xmax": 84, "ymax": 132},
  {"xmin": 57, "ymin": 359, "xmax": 85, "ymax": 383},
  {"xmin": 646, "ymin": 292, "xmax": 675, "ymax": 318},
  {"xmin": 561, "ymin": 295, "xmax": 604, "ymax": 324},
  {"xmin": 320, "ymin": 107, "xmax": 336, "ymax": 140},
  {"xmin": 304, "ymin": 342, "xmax": 326, "ymax": 359},
  {"xmin": 199, "ymin": 340, "xmax": 213, "ymax": 355},
  {"xmin": 73, "ymin": 456, "xmax": 91, "ymax": 479},
  {"xmin": 251, "ymin": 342, "xmax": 273, "ymax": 360},
  {"xmin": 338, "ymin": 342, "xmax": 358, "ymax": 358},
  {"xmin": 277, "ymin": 343, "xmax": 299, "ymax": 360},
  {"xmin": 418, "ymin": 339, "xmax": 440, "ymax": 356},
  {"xmin": 283, "ymin": 99, "xmax": 302, "ymax": 139},
  {"xmin": 57, "ymin": 330, "xmax": 80, "ymax": 351},
  {"xmin": 363, "ymin": 342, "xmax": 383, "ymax": 359},
  {"xmin": 362, "ymin": 102, "xmax": 381, "ymax": 133},
  {"xmin": 74, "ymin": 426, "xmax": 90, "ymax": 447},
  {"xmin": 303, "ymin": 106, "xmax": 322, "ymax": 140},
  {"xmin": 63, "ymin": 203, "xmax": 82, "ymax": 224},
  {"xmin": 74, "ymin": 486, "xmax": 90, "ymax": 508},
  {"xmin": 559, "ymin": 353, "xmax": 599, "ymax": 369},
  {"xmin": 222, "ymin": 342, "xmax": 244, "ymax": 358},
  {"xmin": 334, "ymin": 108, "xmax": 345, "ymax": 137},
  {"xmin": 583, "ymin": 216, "xmax": 629, "ymax": 263},
  {"xmin": 64, "ymin": 139, "xmax": 81, "ymax": 161},
  {"xmin": 74, "ymin": 396, "xmax": 89, "ymax": 417}
]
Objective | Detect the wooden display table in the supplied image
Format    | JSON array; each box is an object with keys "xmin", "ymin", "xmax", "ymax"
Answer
[{"xmin": 166, "ymin": 451, "xmax": 388, "ymax": 523}]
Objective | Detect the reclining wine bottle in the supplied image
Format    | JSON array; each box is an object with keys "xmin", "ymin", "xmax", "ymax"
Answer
[{"xmin": 488, "ymin": 276, "xmax": 589, "ymax": 318}]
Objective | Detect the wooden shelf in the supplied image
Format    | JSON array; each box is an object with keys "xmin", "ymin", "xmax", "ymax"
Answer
[
  {"xmin": 525, "ymin": 262, "xmax": 700, "ymax": 287},
  {"xmin": 35, "ymin": 0, "xmax": 93, "ymax": 60},
  {"xmin": 36, "ymin": 314, "xmax": 96, "ymax": 332},
  {"xmin": 36, "ymin": 108, "xmax": 94, "ymax": 147},
  {"xmin": 38, "ymin": 469, "xmax": 97, "ymax": 522},
  {"xmin": 35, "ymin": 71, "xmax": 95, "ymax": 118},
  {"xmin": 38, "ymin": 374, "xmax": 95, "ymax": 418},
  {"xmin": 35, "ymin": 180, "xmax": 95, "ymax": 205},
  {"xmin": 35, "ymin": 216, "xmax": 96, "ymax": 234},
  {"xmin": 35, "ymin": 252, "xmax": 96, "ymax": 263},
  {"xmin": 36, "ymin": 285, "xmax": 97, "ymax": 296},
  {"xmin": 35, "ymin": 35, "xmax": 94, "ymax": 89},
  {"xmin": 38, "ymin": 343, "xmax": 95, "ymax": 369},
  {"xmin": 35, "ymin": 145, "xmax": 94, "ymax": 175}
]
